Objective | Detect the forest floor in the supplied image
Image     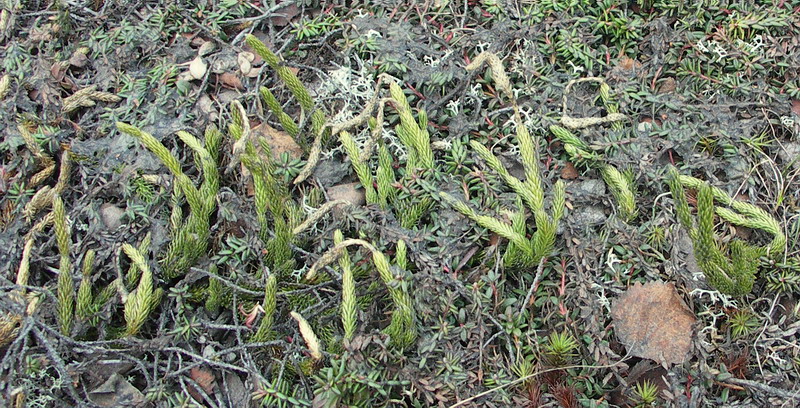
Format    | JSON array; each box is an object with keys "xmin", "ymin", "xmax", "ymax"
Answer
[{"xmin": 1, "ymin": 1, "xmax": 800, "ymax": 407}]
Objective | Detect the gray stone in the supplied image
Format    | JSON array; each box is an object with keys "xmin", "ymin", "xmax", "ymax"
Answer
[
  {"xmin": 571, "ymin": 205, "xmax": 607, "ymax": 227},
  {"xmin": 778, "ymin": 141, "xmax": 800, "ymax": 169},
  {"xmin": 327, "ymin": 182, "xmax": 366, "ymax": 207},
  {"xmin": 100, "ymin": 203, "xmax": 125, "ymax": 230},
  {"xmin": 570, "ymin": 179, "xmax": 606, "ymax": 198}
]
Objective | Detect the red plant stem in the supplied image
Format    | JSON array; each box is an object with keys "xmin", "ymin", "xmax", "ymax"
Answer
[{"xmin": 406, "ymin": 82, "xmax": 426, "ymax": 100}]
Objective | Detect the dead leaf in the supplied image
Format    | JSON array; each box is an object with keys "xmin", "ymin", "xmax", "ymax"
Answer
[
  {"xmin": 617, "ymin": 56, "xmax": 642, "ymax": 71},
  {"xmin": 187, "ymin": 366, "xmax": 215, "ymax": 402},
  {"xmin": 198, "ymin": 41, "xmax": 215, "ymax": 57},
  {"xmin": 188, "ymin": 56, "xmax": 207, "ymax": 80},
  {"xmin": 734, "ymin": 225, "xmax": 752, "ymax": 240},
  {"xmin": 792, "ymin": 99, "xmax": 800, "ymax": 116},
  {"xmin": 239, "ymin": 51, "xmax": 255, "ymax": 62},
  {"xmin": 238, "ymin": 52, "xmax": 255, "ymax": 75},
  {"xmin": 69, "ymin": 50, "xmax": 89, "ymax": 68},
  {"xmin": 250, "ymin": 50, "xmax": 263, "ymax": 66},
  {"xmin": 29, "ymin": 24, "xmax": 54, "ymax": 42},
  {"xmin": 561, "ymin": 162, "xmax": 578, "ymax": 180},
  {"xmin": 268, "ymin": 4, "xmax": 300, "ymax": 26},
  {"xmin": 196, "ymin": 93, "xmax": 218, "ymax": 121},
  {"xmin": 217, "ymin": 72, "xmax": 244, "ymax": 90},
  {"xmin": 245, "ymin": 66, "xmax": 262, "ymax": 78},
  {"xmin": 487, "ymin": 232, "xmax": 500, "ymax": 247},
  {"xmin": 186, "ymin": 34, "xmax": 205, "ymax": 47},
  {"xmin": 609, "ymin": 56, "xmax": 644, "ymax": 81},
  {"xmin": 609, "ymin": 360, "xmax": 668, "ymax": 406},
  {"xmin": 50, "ymin": 61, "xmax": 68, "ymax": 82},
  {"xmin": 216, "ymin": 89, "xmax": 241, "ymax": 105},
  {"xmin": 223, "ymin": 372, "xmax": 249, "ymax": 408},
  {"xmin": 237, "ymin": 123, "xmax": 302, "ymax": 197},
  {"xmin": 611, "ymin": 281, "xmax": 696, "ymax": 365},
  {"xmin": 30, "ymin": 57, "xmax": 62, "ymax": 107},
  {"xmin": 238, "ymin": 58, "xmax": 251, "ymax": 75},
  {"xmin": 657, "ymin": 77, "xmax": 676, "ymax": 94},
  {"xmin": 88, "ymin": 373, "xmax": 148, "ymax": 407},
  {"xmin": 251, "ymin": 122, "xmax": 303, "ymax": 160}
]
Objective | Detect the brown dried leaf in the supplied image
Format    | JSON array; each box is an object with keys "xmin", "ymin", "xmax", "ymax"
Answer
[
  {"xmin": 617, "ymin": 56, "xmax": 642, "ymax": 71},
  {"xmin": 88, "ymin": 373, "xmax": 147, "ymax": 407},
  {"xmin": 611, "ymin": 281, "xmax": 696, "ymax": 365},
  {"xmin": 240, "ymin": 123, "xmax": 302, "ymax": 197},
  {"xmin": 188, "ymin": 366, "xmax": 215, "ymax": 401},
  {"xmin": 50, "ymin": 61, "xmax": 68, "ymax": 82},
  {"xmin": 252, "ymin": 122, "xmax": 303, "ymax": 160},
  {"xmin": 191, "ymin": 366, "xmax": 215, "ymax": 394},
  {"xmin": 657, "ymin": 77, "xmax": 677, "ymax": 94},
  {"xmin": 560, "ymin": 162, "xmax": 579, "ymax": 180},
  {"xmin": 217, "ymin": 72, "xmax": 244, "ymax": 90},
  {"xmin": 69, "ymin": 50, "xmax": 89, "ymax": 68},
  {"xmin": 268, "ymin": 4, "xmax": 300, "ymax": 26}
]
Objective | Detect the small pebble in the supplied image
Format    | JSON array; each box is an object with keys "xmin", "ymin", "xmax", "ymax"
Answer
[
  {"xmin": 327, "ymin": 182, "xmax": 366, "ymax": 207},
  {"xmin": 100, "ymin": 203, "xmax": 125, "ymax": 230}
]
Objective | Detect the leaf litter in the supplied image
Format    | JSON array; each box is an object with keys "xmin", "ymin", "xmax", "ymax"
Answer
[{"xmin": 611, "ymin": 281, "xmax": 696, "ymax": 365}]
